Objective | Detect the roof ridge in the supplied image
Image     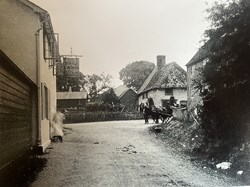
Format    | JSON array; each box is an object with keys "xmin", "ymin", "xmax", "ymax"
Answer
[{"xmin": 138, "ymin": 62, "xmax": 187, "ymax": 94}]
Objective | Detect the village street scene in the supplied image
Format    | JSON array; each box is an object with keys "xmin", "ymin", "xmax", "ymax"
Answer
[{"xmin": 0, "ymin": 0, "xmax": 250, "ymax": 186}]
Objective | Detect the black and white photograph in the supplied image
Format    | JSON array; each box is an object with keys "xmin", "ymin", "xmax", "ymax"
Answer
[{"xmin": 0, "ymin": 0, "xmax": 250, "ymax": 186}]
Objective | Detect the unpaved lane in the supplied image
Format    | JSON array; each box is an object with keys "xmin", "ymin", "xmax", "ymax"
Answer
[{"xmin": 31, "ymin": 120, "xmax": 239, "ymax": 187}]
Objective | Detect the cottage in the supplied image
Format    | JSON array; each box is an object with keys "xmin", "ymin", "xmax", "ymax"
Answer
[
  {"xmin": 186, "ymin": 42, "xmax": 210, "ymax": 114},
  {"xmin": 138, "ymin": 55, "xmax": 187, "ymax": 109},
  {"xmin": 0, "ymin": 0, "xmax": 59, "ymax": 176},
  {"xmin": 114, "ymin": 85, "xmax": 137, "ymax": 111},
  {"xmin": 57, "ymin": 91, "xmax": 88, "ymax": 111}
]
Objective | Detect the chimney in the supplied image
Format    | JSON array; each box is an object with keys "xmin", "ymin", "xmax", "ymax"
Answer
[{"xmin": 157, "ymin": 55, "xmax": 165, "ymax": 69}]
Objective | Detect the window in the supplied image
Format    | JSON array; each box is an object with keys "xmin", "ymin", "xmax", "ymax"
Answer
[
  {"xmin": 165, "ymin": 88, "xmax": 173, "ymax": 95},
  {"xmin": 43, "ymin": 32, "xmax": 59, "ymax": 75},
  {"xmin": 42, "ymin": 83, "xmax": 50, "ymax": 120}
]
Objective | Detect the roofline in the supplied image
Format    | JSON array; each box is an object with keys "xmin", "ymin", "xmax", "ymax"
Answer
[
  {"xmin": 0, "ymin": 49, "xmax": 36, "ymax": 87},
  {"xmin": 137, "ymin": 61, "xmax": 187, "ymax": 94},
  {"xmin": 18, "ymin": 1, "xmax": 55, "ymax": 34},
  {"xmin": 19, "ymin": 0, "xmax": 47, "ymax": 13},
  {"xmin": 138, "ymin": 87, "xmax": 187, "ymax": 95},
  {"xmin": 118, "ymin": 88, "xmax": 137, "ymax": 99}
]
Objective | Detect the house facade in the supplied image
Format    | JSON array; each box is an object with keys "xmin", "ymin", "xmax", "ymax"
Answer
[
  {"xmin": 138, "ymin": 55, "xmax": 187, "ymax": 109},
  {"xmin": 0, "ymin": 0, "xmax": 59, "ymax": 160},
  {"xmin": 186, "ymin": 42, "xmax": 210, "ymax": 115},
  {"xmin": 114, "ymin": 85, "xmax": 137, "ymax": 111}
]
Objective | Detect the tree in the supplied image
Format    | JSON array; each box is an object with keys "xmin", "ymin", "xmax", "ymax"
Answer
[
  {"xmin": 85, "ymin": 73, "xmax": 112, "ymax": 99},
  {"xmin": 56, "ymin": 75, "xmax": 81, "ymax": 92},
  {"xmin": 119, "ymin": 61, "xmax": 155, "ymax": 91},
  {"xmin": 101, "ymin": 88, "xmax": 119, "ymax": 104},
  {"xmin": 201, "ymin": 0, "xmax": 250, "ymax": 148}
]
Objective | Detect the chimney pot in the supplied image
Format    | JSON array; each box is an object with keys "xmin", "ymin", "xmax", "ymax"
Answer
[{"xmin": 157, "ymin": 55, "xmax": 166, "ymax": 69}]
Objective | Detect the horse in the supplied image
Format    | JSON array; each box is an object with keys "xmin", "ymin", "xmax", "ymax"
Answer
[{"xmin": 143, "ymin": 104, "xmax": 172, "ymax": 124}]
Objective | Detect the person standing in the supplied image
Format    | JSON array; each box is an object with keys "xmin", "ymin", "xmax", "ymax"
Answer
[{"xmin": 52, "ymin": 109, "xmax": 65, "ymax": 142}]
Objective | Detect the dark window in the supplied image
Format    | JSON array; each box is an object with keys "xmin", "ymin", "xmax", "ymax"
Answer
[
  {"xmin": 165, "ymin": 88, "xmax": 173, "ymax": 95},
  {"xmin": 42, "ymin": 83, "xmax": 50, "ymax": 120}
]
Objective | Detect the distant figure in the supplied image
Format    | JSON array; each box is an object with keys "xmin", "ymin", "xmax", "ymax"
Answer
[
  {"xmin": 139, "ymin": 103, "xmax": 144, "ymax": 114},
  {"xmin": 52, "ymin": 109, "xmax": 65, "ymax": 142},
  {"xmin": 168, "ymin": 96, "xmax": 178, "ymax": 115},
  {"xmin": 169, "ymin": 96, "xmax": 178, "ymax": 107},
  {"xmin": 143, "ymin": 102, "xmax": 150, "ymax": 124}
]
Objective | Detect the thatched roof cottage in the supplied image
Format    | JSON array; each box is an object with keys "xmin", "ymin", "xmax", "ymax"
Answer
[{"xmin": 138, "ymin": 55, "xmax": 187, "ymax": 108}]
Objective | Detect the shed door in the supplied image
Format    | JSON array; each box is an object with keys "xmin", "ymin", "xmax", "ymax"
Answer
[{"xmin": 0, "ymin": 62, "xmax": 32, "ymax": 170}]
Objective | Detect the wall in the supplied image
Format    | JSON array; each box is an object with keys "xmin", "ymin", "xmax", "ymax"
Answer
[
  {"xmin": 138, "ymin": 88, "xmax": 187, "ymax": 108},
  {"xmin": 0, "ymin": 0, "xmax": 40, "ymax": 83},
  {"xmin": 186, "ymin": 61, "xmax": 204, "ymax": 113},
  {"xmin": 0, "ymin": 0, "xmax": 57, "ymax": 152},
  {"xmin": 39, "ymin": 29, "xmax": 57, "ymax": 150}
]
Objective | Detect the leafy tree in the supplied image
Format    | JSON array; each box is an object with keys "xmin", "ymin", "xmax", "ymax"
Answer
[
  {"xmin": 201, "ymin": 0, "xmax": 250, "ymax": 149},
  {"xmin": 56, "ymin": 75, "xmax": 81, "ymax": 92},
  {"xmin": 56, "ymin": 71, "xmax": 112, "ymax": 97},
  {"xmin": 101, "ymin": 88, "xmax": 119, "ymax": 104},
  {"xmin": 85, "ymin": 73, "xmax": 112, "ymax": 99},
  {"xmin": 119, "ymin": 61, "xmax": 155, "ymax": 91}
]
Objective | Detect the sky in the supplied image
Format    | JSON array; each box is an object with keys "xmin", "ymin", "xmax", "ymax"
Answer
[{"xmin": 30, "ymin": 0, "xmax": 219, "ymax": 86}]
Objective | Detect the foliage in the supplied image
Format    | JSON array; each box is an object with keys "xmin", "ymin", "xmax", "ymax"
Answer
[
  {"xmin": 86, "ymin": 102, "xmax": 111, "ymax": 112},
  {"xmin": 119, "ymin": 61, "xmax": 155, "ymax": 91},
  {"xmin": 57, "ymin": 72, "xmax": 112, "ymax": 99},
  {"xmin": 201, "ymin": 0, "xmax": 250, "ymax": 149},
  {"xmin": 101, "ymin": 88, "xmax": 119, "ymax": 104},
  {"xmin": 85, "ymin": 73, "xmax": 112, "ymax": 98},
  {"xmin": 85, "ymin": 102, "xmax": 124, "ymax": 112},
  {"xmin": 56, "ymin": 75, "xmax": 81, "ymax": 92}
]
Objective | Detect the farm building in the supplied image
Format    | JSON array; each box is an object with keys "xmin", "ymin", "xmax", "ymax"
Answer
[
  {"xmin": 114, "ymin": 85, "xmax": 137, "ymax": 111},
  {"xmin": 186, "ymin": 42, "xmax": 210, "ymax": 115},
  {"xmin": 57, "ymin": 91, "xmax": 88, "ymax": 111}
]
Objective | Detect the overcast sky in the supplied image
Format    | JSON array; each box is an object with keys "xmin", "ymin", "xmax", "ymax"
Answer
[{"xmin": 31, "ymin": 0, "xmax": 219, "ymax": 86}]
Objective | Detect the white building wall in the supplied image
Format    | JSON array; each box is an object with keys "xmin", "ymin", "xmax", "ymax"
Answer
[
  {"xmin": 138, "ymin": 88, "xmax": 187, "ymax": 108},
  {"xmin": 0, "ymin": 0, "xmax": 57, "ymax": 152},
  {"xmin": 39, "ymin": 28, "xmax": 57, "ymax": 151},
  {"xmin": 0, "ymin": 0, "xmax": 40, "ymax": 83}
]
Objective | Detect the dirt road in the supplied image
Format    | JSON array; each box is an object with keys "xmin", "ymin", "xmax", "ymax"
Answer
[{"xmin": 31, "ymin": 120, "xmax": 239, "ymax": 187}]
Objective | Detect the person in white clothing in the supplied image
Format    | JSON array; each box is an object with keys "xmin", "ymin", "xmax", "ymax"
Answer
[{"xmin": 52, "ymin": 109, "xmax": 65, "ymax": 142}]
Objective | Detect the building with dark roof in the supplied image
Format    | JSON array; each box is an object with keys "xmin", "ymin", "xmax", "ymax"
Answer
[
  {"xmin": 186, "ymin": 42, "xmax": 210, "ymax": 112},
  {"xmin": 138, "ymin": 55, "xmax": 187, "ymax": 108},
  {"xmin": 57, "ymin": 91, "xmax": 88, "ymax": 110},
  {"xmin": 114, "ymin": 85, "xmax": 137, "ymax": 111}
]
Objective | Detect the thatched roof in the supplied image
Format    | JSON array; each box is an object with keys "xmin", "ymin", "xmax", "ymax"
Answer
[
  {"xmin": 138, "ymin": 62, "xmax": 187, "ymax": 95},
  {"xmin": 114, "ymin": 85, "xmax": 136, "ymax": 99}
]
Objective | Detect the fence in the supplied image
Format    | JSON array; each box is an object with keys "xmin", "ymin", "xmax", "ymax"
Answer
[{"xmin": 64, "ymin": 111, "xmax": 143, "ymax": 123}]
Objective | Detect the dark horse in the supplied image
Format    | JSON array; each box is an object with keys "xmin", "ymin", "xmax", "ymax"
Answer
[{"xmin": 143, "ymin": 98, "xmax": 172, "ymax": 124}]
